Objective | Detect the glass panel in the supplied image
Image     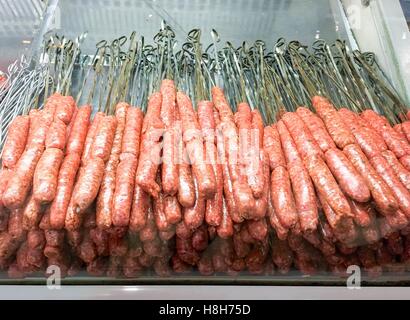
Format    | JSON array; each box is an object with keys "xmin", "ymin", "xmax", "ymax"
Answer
[
  {"xmin": 52, "ymin": 0, "xmax": 353, "ymax": 54},
  {"xmin": 400, "ymin": 0, "xmax": 410, "ymax": 29},
  {"xmin": 0, "ymin": 0, "xmax": 43, "ymax": 71}
]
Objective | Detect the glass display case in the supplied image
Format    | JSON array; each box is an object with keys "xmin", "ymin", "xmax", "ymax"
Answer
[
  {"xmin": 0, "ymin": 0, "xmax": 44, "ymax": 71},
  {"xmin": 400, "ymin": 0, "xmax": 410, "ymax": 28},
  {"xmin": 1, "ymin": 0, "xmax": 410, "ymax": 299}
]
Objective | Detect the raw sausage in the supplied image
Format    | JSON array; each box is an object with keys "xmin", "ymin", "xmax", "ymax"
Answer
[
  {"xmin": 230, "ymin": 105, "xmax": 256, "ymax": 218},
  {"xmin": 163, "ymin": 195, "xmax": 182, "ymax": 225},
  {"xmin": 95, "ymin": 103, "xmax": 127, "ymax": 227},
  {"xmin": 288, "ymin": 160, "xmax": 318, "ymax": 232},
  {"xmin": 252, "ymin": 154, "xmax": 269, "ymax": 220},
  {"xmin": 121, "ymin": 107, "xmax": 144, "ymax": 157},
  {"xmin": 348, "ymin": 199, "xmax": 372, "ymax": 227},
  {"xmin": 402, "ymin": 121, "xmax": 410, "ymax": 143},
  {"xmin": 344, "ymin": 144, "xmax": 398, "ymax": 215},
  {"xmin": 324, "ymin": 148, "xmax": 370, "ymax": 203},
  {"xmin": 82, "ymin": 112, "xmax": 104, "ymax": 164},
  {"xmin": 267, "ymin": 177, "xmax": 289, "ymax": 240},
  {"xmin": 0, "ymin": 169, "xmax": 12, "ymax": 210},
  {"xmin": 66, "ymin": 105, "xmax": 92, "ymax": 155},
  {"xmin": 400, "ymin": 155, "xmax": 410, "ymax": 171},
  {"xmin": 304, "ymin": 154, "xmax": 352, "ymax": 218},
  {"xmin": 270, "ymin": 166, "xmax": 298, "ymax": 229},
  {"xmin": 198, "ymin": 101, "xmax": 223, "ymax": 225},
  {"xmin": 135, "ymin": 93, "xmax": 164, "ymax": 198},
  {"xmin": 160, "ymin": 80, "xmax": 178, "ymax": 195},
  {"xmin": 90, "ymin": 115, "xmax": 117, "ymax": 162},
  {"xmin": 177, "ymin": 149, "xmax": 196, "ymax": 208},
  {"xmin": 112, "ymin": 154, "xmax": 138, "ymax": 227},
  {"xmin": 263, "ymin": 125, "xmax": 286, "ymax": 170},
  {"xmin": 247, "ymin": 219, "xmax": 268, "ymax": 242},
  {"xmin": 72, "ymin": 157, "xmax": 105, "ymax": 213},
  {"xmin": 312, "ymin": 96, "xmax": 356, "ymax": 149},
  {"xmin": 296, "ymin": 107, "xmax": 336, "ymax": 152},
  {"xmin": 338, "ymin": 108, "xmax": 383, "ymax": 158},
  {"xmin": 276, "ymin": 120, "xmax": 302, "ymax": 165},
  {"xmin": 129, "ymin": 184, "xmax": 150, "ymax": 232},
  {"xmin": 153, "ymin": 190, "xmax": 170, "ymax": 232},
  {"xmin": 362, "ymin": 110, "xmax": 410, "ymax": 158},
  {"xmin": 381, "ymin": 150, "xmax": 410, "ymax": 191},
  {"xmin": 96, "ymin": 158, "xmax": 118, "ymax": 229},
  {"xmin": 22, "ymin": 193, "xmax": 42, "ymax": 230},
  {"xmin": 49, "ymin": 153, "xmax": 81, "ymax": 230},
  {"xmin": 54, "ymin": 95, "xmax": 75, "ymax": 124},
  {"xmin": 1, "ymin": 115, "xmax": 30, "ymax": 168},
  {"xmin": 3, "ymin": 145, "xmax": 44, "ymax": 209},
  {"xmin": 317, "ymin": 193, "xmax": 357, "ymax": 244},
  {"xmin": 248, "ymin": 109, "xmax": 265, "ymax": 198},
  {"xmin": 33, "ymin": 148, "xmax": 64, "ymax": 203},
  {"xmin": 139, "ymin": 205, "xmax": 157, "ymax": 242},
  {"xmin": 215, "ymin": 110, "xmax": 240, "ymax": 222},
  {"xmin": 45, "ymin": 119, "xmax": 66, "ymax": 150},
  {"xmin": 281, "ymin": 111, "xmax": 324, "ymax": 160},
  {"xmin": 211, "ymin": 86, "xmax": 234, "ymax": 122},
  {"xmin": 232, "ymin": 178, "xmax": 255, "ymax": 220},
  {"xmin": 183, "ymin": 177, "xmax": 205, "ymax": 230},
  {"xmin": 370, "ymin": 155, "xmax": 410, "ymax": 217},
  {"xmin": 216, "ymin": 197, "xmax": 234, "ymax": 239},
  {"xmin": 178, "ymin": 92, "xmax": 216, "ymax": 199}
]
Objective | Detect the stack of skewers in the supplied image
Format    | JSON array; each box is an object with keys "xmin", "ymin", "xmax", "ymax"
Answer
[{"xmin": 0, "ymin": 26, "xmax": 410, "ymax": 279}]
